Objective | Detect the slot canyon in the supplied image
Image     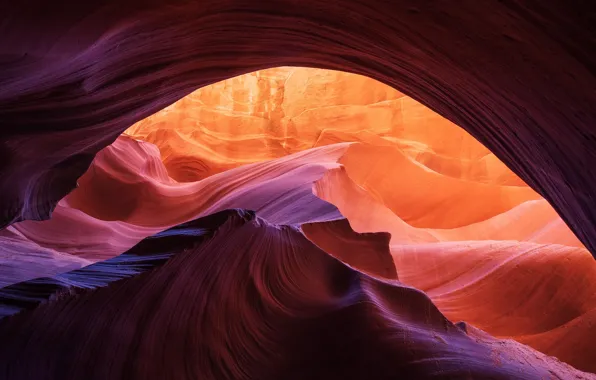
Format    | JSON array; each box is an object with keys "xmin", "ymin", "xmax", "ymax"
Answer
[{"xmin": 0, "ymin": 2, "xmax": 595, "ymax": 380}]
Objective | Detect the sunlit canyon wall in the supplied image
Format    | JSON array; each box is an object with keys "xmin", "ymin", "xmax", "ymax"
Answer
[{"xmin": 0, "ymin": 67, "xmax": 594, "ymax": 379}]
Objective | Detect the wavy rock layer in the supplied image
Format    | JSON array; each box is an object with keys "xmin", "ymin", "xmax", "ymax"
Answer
[
  {"xmin": 1, "ymin": 1, "xmax": 595, "ymax": 260},
  {"xmin": 1, "ymin": 210, "xmax": 594, "ymax": 380},
  {"xmin": 0, "ymin": 136, "xmax": 346, "ymax": 286},
  {"xmin": 313, "ymin": 149, "xmax": 595, "ymax": 372}
]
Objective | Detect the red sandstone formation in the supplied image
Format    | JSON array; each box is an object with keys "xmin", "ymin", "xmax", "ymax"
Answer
[
  {"xmin": 1, "ymin": 67, "xmax": 594, "ymax": 377},
  {"xmin": 0, "ymin": 3, "xmax": 595, "ymax": 377},
  {"xmin": 301, "ymin": 218, "xmax": 397, "ymax": 281}
]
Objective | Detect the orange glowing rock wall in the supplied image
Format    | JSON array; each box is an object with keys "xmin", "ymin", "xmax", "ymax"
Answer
[
  {"xmin": 123, "ymin": 67, "xmax": 596, "ymax": 373},
  {"xmin": 125, "ymin": 67, "xmax": 522, "ymax": 186}
]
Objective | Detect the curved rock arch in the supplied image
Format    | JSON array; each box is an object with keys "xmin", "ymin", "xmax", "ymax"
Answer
[{"xmin": 1, "ymin": 0, "xmax": 595, "ymax": 257}]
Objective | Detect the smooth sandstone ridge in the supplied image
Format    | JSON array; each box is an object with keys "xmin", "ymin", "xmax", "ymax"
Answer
[{"xmin": 1, "ymin": 210, "xmax": 594, "ymax": 380}]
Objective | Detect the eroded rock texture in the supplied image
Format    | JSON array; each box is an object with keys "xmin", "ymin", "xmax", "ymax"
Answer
[
  {"xmin": 1, "ymin": 65, "xmax": 595, "ymax": 379},
  {"xmin": 1, "ymin": 210, "xmax": 594, "ymax": 380},
  {"xmin": 1, "ymin": 0, "xmax": 595, "ymax": 258}
]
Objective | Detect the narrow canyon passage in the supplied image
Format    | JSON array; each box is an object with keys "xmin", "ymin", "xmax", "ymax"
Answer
[{"xmin": 0, "ymin": 67, "xmax": 594, "ymax": 378}]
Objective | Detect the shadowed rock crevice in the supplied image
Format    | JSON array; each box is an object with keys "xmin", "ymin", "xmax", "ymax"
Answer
[{"xmin": 0, "ymin": 209, "xmax": 241, "ymax": 318}]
